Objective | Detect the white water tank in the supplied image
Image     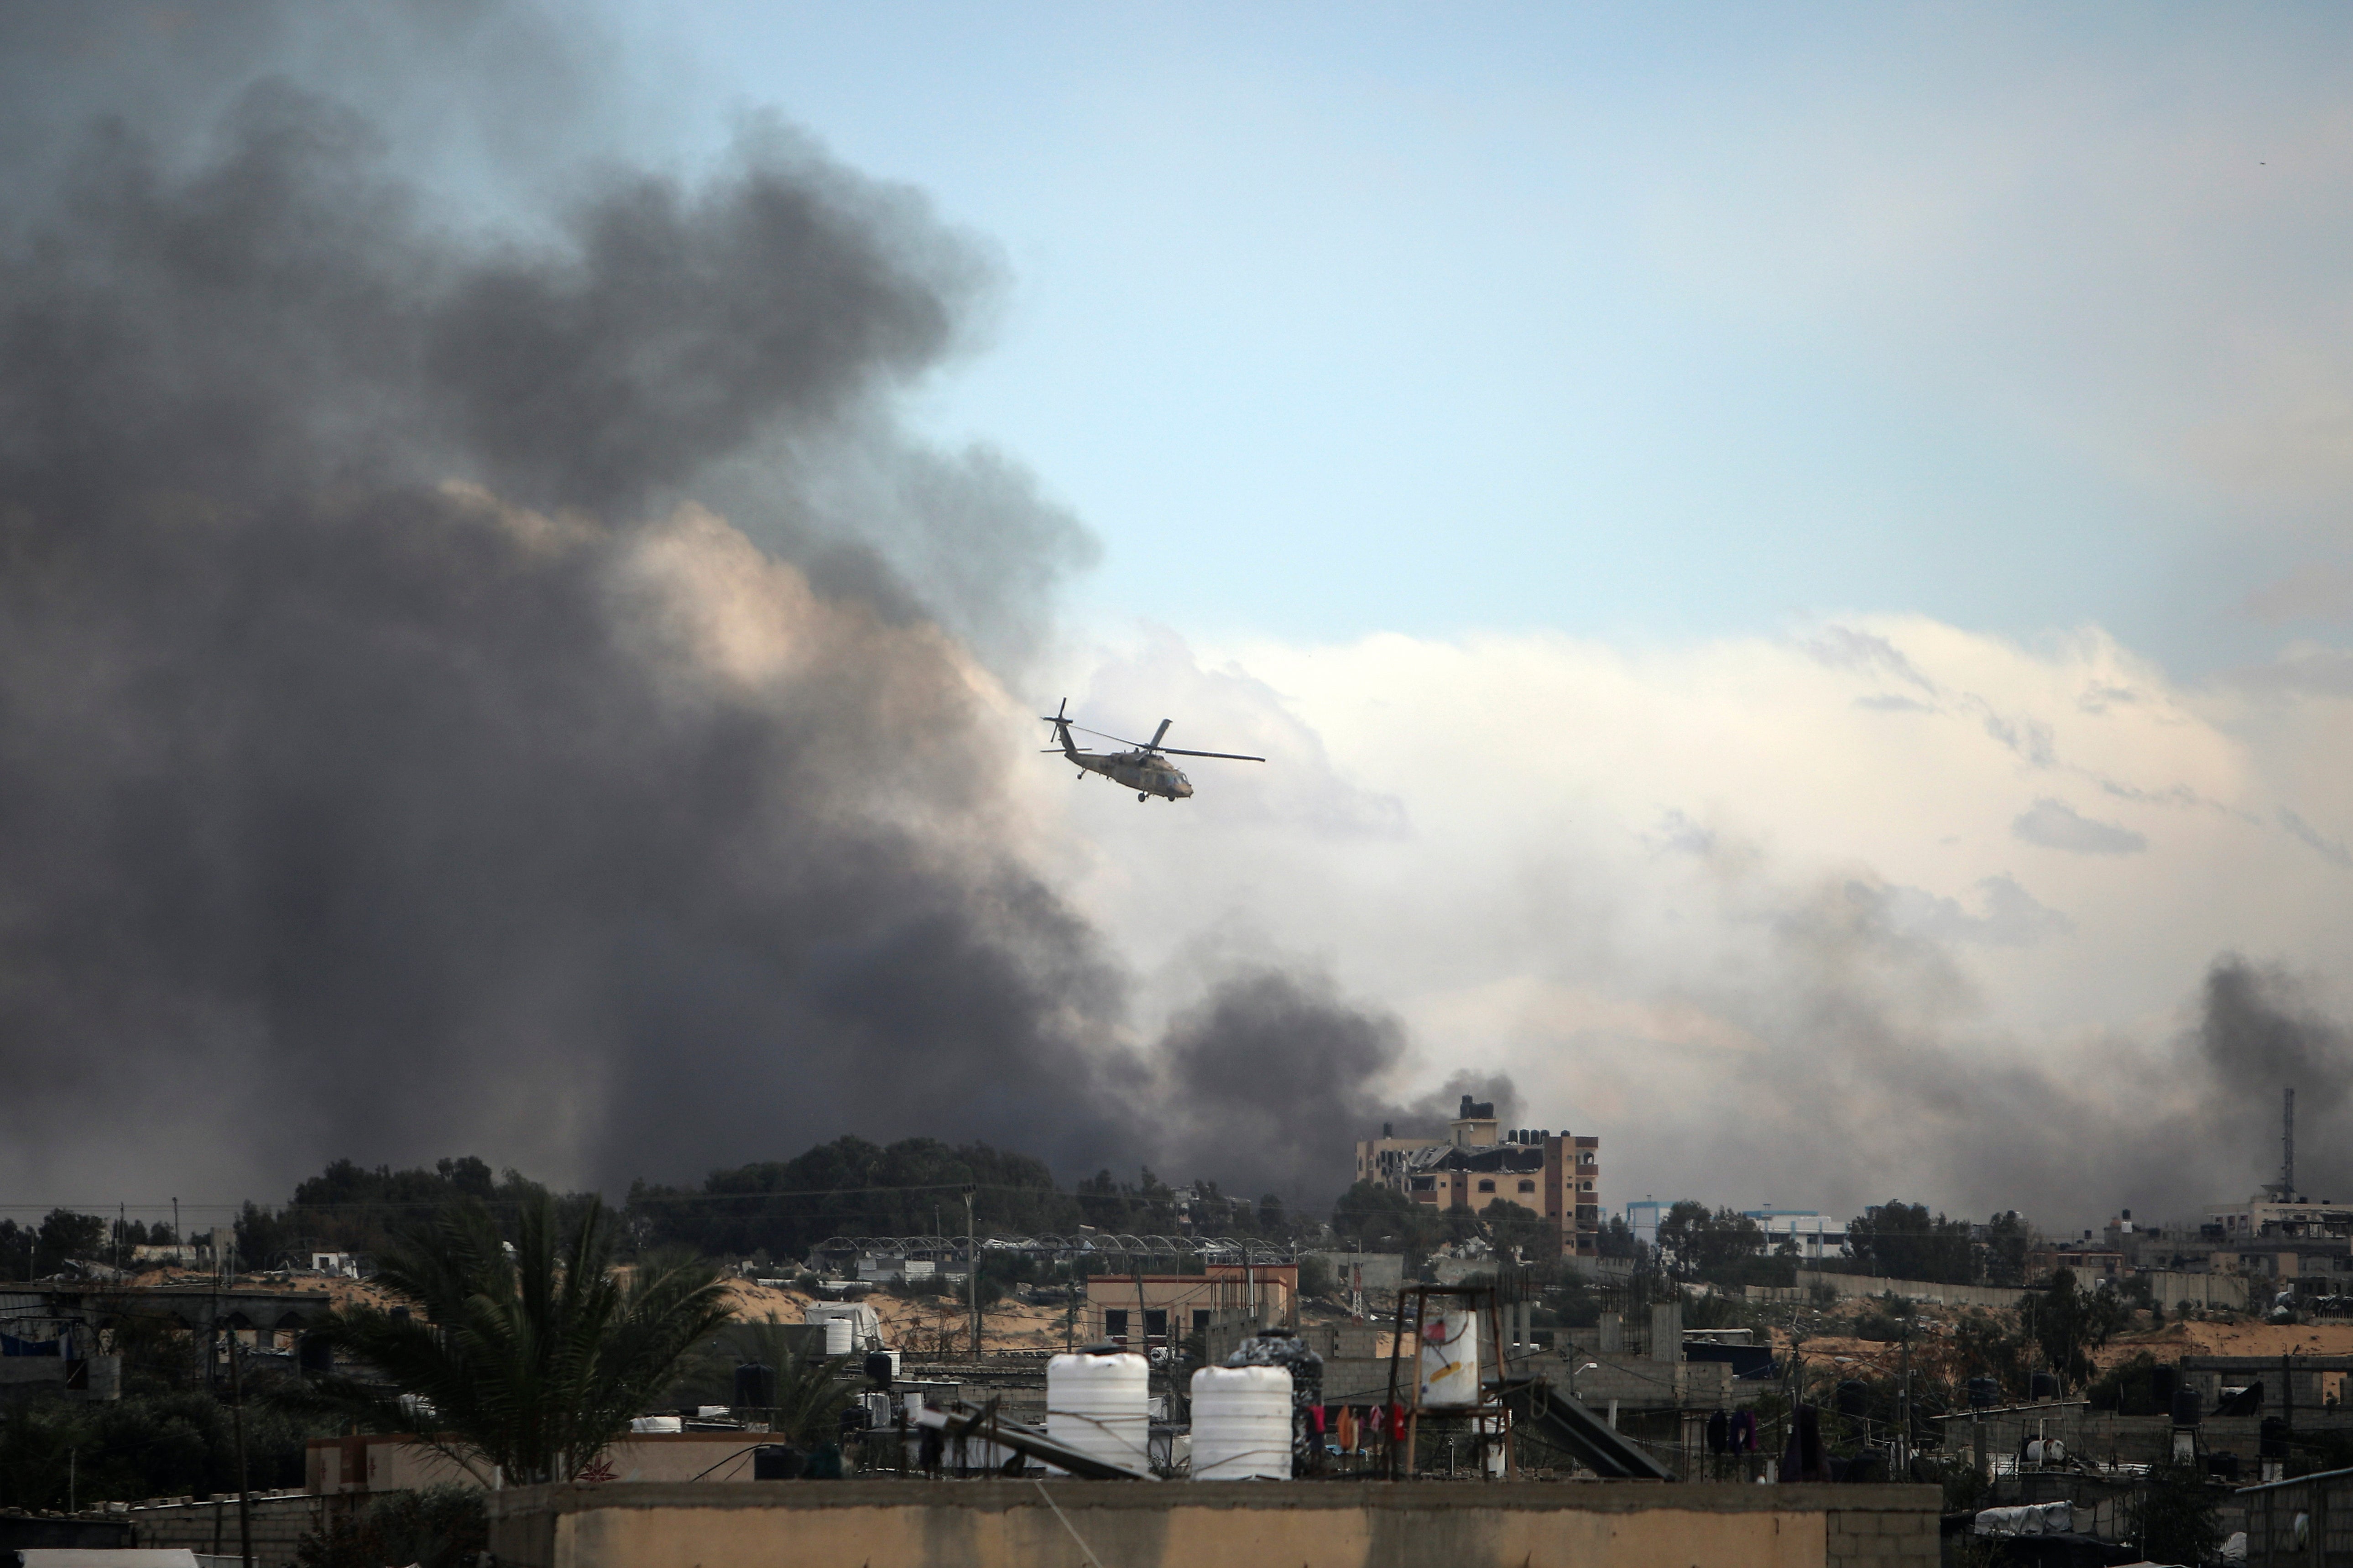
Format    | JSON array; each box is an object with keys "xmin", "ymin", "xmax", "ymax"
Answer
[
  {"xmin": 822, "ymin": 1316, "xmax": 855, "ymax": 1357},
  {"xmin": 1419, "ymin": 1308, "xmax": 1479, "ymax": 1408},
  {"xmin": 1190, "ymin": 1365, "xmax": 1292, "ymax": 1479},
  {"xmin": 1047, "ymin": 1351, "xmax": 1151, "ymax": 1474}
]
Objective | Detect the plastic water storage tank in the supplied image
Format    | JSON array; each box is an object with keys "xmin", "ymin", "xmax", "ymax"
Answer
[
  {"xmin": 1191, "ymin": 1365, "xmax": 1292, "ymax": 1479},
  {"xmin": 822, "ymin": 1316, "xmax": 855, "ymax": 1357},
  {"xmin": 1418, "ymin": 1308, "xmax": 1479, "ymax": 1408},
  {"xmin": 1047, "ymin": 1352, "xmax": 1151, "ymax": 1474}
]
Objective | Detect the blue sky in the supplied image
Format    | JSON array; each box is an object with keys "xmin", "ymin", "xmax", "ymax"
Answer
[{"xmin": 604, "ymin": 2, "xmax": 2353, "ymax": 669}]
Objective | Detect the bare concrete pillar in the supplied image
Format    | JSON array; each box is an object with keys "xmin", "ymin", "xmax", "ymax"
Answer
[{"xmin": 1649, "ymin": 1302, "xmax": 1683, "ymax": 1363}]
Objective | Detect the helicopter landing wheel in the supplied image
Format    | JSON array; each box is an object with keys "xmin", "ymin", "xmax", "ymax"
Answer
[{"xmin": 1137, "ymin": 792, "xmax": 1147, "ymax": 802}]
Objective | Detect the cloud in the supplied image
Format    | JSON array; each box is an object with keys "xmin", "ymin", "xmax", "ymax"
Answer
[
  {"xmin": 2245, "ymin": 566, "xmax": 2353, "ymax": 626},
  {"xmin": 1883, "ymin": 874, "xmax": 2074, "ymax": 948},
  {"xmin": 2280, "ymin": 808, "xmax": 2353, "ymax": 869},
  {"xmin": 2229, "ymin": 645, "xmax": 2353, "ymax": 698},
  {"xmin": 2011, "ymin": 797, "xmax": 2149, "ymax": 855},
  {"xmin": 1041, "ymin": 613, "xmax": 2353, "ymax": 1225}
]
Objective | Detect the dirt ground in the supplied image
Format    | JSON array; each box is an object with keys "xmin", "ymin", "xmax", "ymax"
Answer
[
  {"xmin": 121, "ymin": 1266, "xmax": 1081, "ymax": 1352},
  {"xmin": 2093, "ymin": 1317, "xmax": 2353, "ymax": 1365},
  {"xmin": 720, "ymin": 1279, "xmax": 1085, "ymax": 1354}
]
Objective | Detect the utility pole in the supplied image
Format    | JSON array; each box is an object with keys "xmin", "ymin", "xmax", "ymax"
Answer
[
  {"xmin": 1898, "ymin": 1320, "xmax": 1912, "ymax": 1475},
  {"xmin": 227, "ymin": 1312, "xmax": 253, "ymax": 1568},
  {"xmin": 963, "ymin": 1186, "xmax": 979, "ymax": 1361}
]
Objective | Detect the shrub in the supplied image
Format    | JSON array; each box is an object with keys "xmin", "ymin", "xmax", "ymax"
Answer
[{"xmin": 296, "ymin": 1485, "xmax": 485, "ymax": 1568}]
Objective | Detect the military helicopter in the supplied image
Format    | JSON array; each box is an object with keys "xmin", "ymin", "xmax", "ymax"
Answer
[{"xmin": 1042, "ymin": 699, "xmax": 1264, "ymax": 801}]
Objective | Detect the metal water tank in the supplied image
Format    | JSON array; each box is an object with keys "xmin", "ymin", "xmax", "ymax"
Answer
[
  {"xmin": 1190, "ymin": 1365, "xmax": 1293, "ymax": 1479},
  {"xmin": 734, "ymin": 1361, "xmax": 776, "ymax": 1410},
  {"xmin": 1046, "ymin": 1351, "xmax": 1151, "ymax": 1474},
  {"xmin": 822, "ymin": 1316, "xmax": 855, "ymax": 1357},
  {"xmin": 1417, "ymin": 1308, "xmax": 1480, "ymax": 1409}
]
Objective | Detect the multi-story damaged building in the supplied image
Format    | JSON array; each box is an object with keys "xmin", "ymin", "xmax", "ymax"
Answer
[{"xmin": 1353, "ymin": 1095, "xmax": 1600, "ymax": 1257}]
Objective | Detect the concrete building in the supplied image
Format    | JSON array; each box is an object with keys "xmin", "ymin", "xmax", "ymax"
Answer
[
  {"xmin": 1354, "ymin": 1097, "xmax": 1601, "ymax": 1257},
  {"xmin": 2206, "ymin": 1197, "xmax": 2353, "ymax": 1242},
  {"xmin": 1083, "ymin": 1263, "xmax": 1298, "ymax": 1349},
  {"xmin": 1742, "ymin": 1208, "xmax": 1847, "ymax": 1262},
  {"xmin": 1624, "ymin": 1199, "xmax": 1685, "ymax": 1249},
  {"xmin": 2024, "ymin": 1240, "xmax": 2123, "ymax": 1282}
]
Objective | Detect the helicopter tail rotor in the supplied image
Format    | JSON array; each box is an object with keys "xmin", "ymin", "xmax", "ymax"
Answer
[{"xmin": 1040, "ymin": 698, "xmax": 1081, "ymax": 759}]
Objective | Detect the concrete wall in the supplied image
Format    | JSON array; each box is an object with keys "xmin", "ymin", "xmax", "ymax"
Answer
[
  {"xmin": 1304, "ymin": 1252, "xmax": 1406, "ymax": 1293},
  {"xmin": 1752, "ymin": 1269, "xmax": 2250, "ymax": 1313},
  {"xmin": 487, "ymin": 1479, "xmax": 1939, "ymax": 1568},
  {"xmin": 1935, "ymin": 1405, "xmax": 2353, "ymax": 1473},
  {"xmin": 125, "ymin": 1492, "xmax": 345, "ymax": 1568},
  {"xmin": 2241, "ymin": 1467, "xmax": 2353, "ymax": 1568},
  {"xmin": 307, "ymin": 1432, "xmax": 785, "ymax": 1494},
  {"xmin": 2142, "ymin": 1269, "xmax": 2251, "ymax": 1311},
  {"xmin": 1791, "ymin": 1272, "xmax": 2026, "ymax": 1310},
  {"xmin": 0, "ymin": 1353, "xmax": 120, "ymax": 1399}
]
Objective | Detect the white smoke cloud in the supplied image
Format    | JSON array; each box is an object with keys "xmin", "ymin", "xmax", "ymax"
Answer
[{"xmin": 1036, "ymin": 613, "xmax": 2353, "ymax": 1227}]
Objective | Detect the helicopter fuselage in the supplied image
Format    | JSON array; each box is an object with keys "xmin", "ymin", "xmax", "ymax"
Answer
[{"xmin": 1075, "ymin": 747, "xmax": 1193, "ymax": 799}]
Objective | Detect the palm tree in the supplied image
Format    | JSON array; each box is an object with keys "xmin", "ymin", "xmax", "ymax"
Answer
[
  {"xmin": 728, "ymin": 1319, "xmax": 856, "ymax": 1448},
  {"xmin": 315, "ymin": 1193, "xmax": 733, "ymax": 1485}
]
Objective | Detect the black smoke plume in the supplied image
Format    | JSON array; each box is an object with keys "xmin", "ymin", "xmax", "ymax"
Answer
[
  {"xmin": 0, "ymin": 14, "xmax": 1437, "ymax": 1206},
  {"xmin": 1150, "ymin": 969, "xmax": 1519, "ymax": 1198}
]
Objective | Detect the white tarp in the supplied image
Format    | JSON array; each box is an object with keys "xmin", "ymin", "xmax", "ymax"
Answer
[{"xmin": 1973, "ymin": 1501, "xmax": 2089, "ymax": 1537}]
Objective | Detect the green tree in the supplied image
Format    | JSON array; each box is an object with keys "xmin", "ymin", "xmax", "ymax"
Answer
[
  {"xmin": 314, "ymin": 1194, "xmax": 732, "ymax": 1485},
  {"xmin": 1596, "ymin": 1214, "xmax": 1639, "ymax": 1260},
  {"xmin": 1980, "ymin": 1211, "xmax": 2033, "ymax": 1287},
  {"xmin": 237, "ymin": 1157, "xmax": 589, "ymax": 1266},
  {"xmin": 2022, "ymin": 1268, "xmax": 2129, "ymax": 1390},
  {"xmin": 1953, "ymin": 1308, "xmax": 2030, "ymax": 1400},
  {"xmin": 1655, "ymin": 1203, "xmax": 1767, "ymax": 1282},
  {"xmin": 1331, "ymin": 1181, "xmax": 1418, "ymax": 1248},
  {"xmin": 627, "ymin": 1137, "xmax": 1080, "ymax": 1261},
  {"xmin": 31, "ymin": 1209, "xmax": 107, "ymax": 1275},
  {"xmin": 1846, "ymin": 1201, "xmax": 1975, "ymax": 1284},
  {"xmin": 2133, "ymin": 1462, "xmax": 2221, "ymax": 1566},
  {"xmin": 1482, "ymin": 1200, "xmax": 1558, "ymax": 1261}
]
